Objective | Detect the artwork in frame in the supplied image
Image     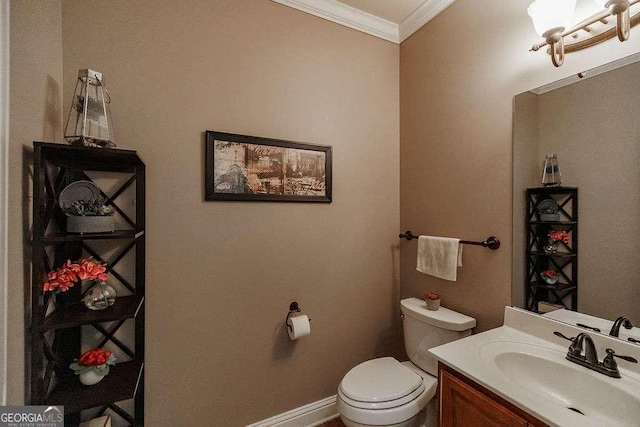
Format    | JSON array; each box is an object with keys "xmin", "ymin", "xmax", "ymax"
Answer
[{"xmin": 205, "ymin": 131, "xmax": 332, "ymax": 202}]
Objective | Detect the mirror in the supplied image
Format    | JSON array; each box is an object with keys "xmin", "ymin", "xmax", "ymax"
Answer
[{"xmin": 512, "ymin": 53, "xmax": 640, "ymax": 339}]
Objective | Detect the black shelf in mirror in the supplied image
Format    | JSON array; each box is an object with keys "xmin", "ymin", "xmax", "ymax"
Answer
[{"xmin": 525, "ymin": 187, "xmax": 578, "ymax": 312}]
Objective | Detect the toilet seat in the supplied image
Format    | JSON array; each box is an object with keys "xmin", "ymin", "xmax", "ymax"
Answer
[
  {"xmin": 340, "ymin": 357, "xmax": 424, "ymax": 409},
  {"xmin": 337, "ymin": 358, "xmax": 437, "ymax": 426}
]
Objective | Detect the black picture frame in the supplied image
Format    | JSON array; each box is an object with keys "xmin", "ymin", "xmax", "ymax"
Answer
[{"xmin": 205, "ymin": 131, "xmax": 332, "ymax": 202}]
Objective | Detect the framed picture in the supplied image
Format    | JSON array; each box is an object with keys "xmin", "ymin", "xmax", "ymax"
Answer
[{"xmin": 205, "ymin": 131, "xmax": 332, "ymax": 202}]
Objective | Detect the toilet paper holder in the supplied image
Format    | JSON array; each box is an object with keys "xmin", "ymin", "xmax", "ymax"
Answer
[{"xmin": 286, "ymin": 301, "xmax": 311, "ymax": 332}]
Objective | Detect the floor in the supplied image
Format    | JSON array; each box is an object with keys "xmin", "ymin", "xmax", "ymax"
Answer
[{"xmin": 320, "ymin": 417, "xmax": 346, "ymax": 427}]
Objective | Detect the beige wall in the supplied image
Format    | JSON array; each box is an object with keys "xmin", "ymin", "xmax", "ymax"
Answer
[
  {"xmin": 7, "ymin": 0, "xmax": 63, "ymax": 404},
  {"xmin": 58, "ymin": 1, "xmax": 399, "ymax": 425},
  {"xmin": 400, "ymin": 0, "xmax": 640, "ymax": 332}
]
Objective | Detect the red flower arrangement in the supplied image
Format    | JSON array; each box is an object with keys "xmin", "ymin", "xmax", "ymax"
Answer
[
  {"xmin": 424, "ymin": 292, "xmax": 441, "ymax": 300},
  {"xmin": 79, "ymin": 348, "xmax": 112, "ymax": 366},
  {"xmin": 69, "ymin": 348, "xmax": 116, "ymax": 376},
  {"xmin": 548, "ymin": 230, "xmax": 570, "ymax": 244},
  {"xmin": 43, "ymin": 257, "xmax": 108, "ymax": 293},
  {"xmin": 542, "ymin": 269, "xmax": 556, "ymax": 278}
]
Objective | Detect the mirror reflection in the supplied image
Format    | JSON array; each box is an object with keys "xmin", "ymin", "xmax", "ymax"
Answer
[{"xmin": 512, "ymin": 54, "xmax": 640, "ymax": 341}]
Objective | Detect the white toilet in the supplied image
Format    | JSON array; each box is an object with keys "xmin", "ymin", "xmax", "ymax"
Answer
[{"xmin": 337, "ymin": 297, "xmax": 476, "ymax": 427}]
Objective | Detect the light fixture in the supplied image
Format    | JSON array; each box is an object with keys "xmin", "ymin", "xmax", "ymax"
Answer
[
  {"xmin": 528, "ymin": 0, "xmax": 577, "ymax": 67},
  {"xmin": 64, "ymin": 69, "xmax": 116, "ymax": 148},
  {"xmin": 529, "ymin": 0, "xmax": 640, "ymax": 67},
  {"xmin": 595, "ymin": 0, "xmax": 631, "ymax": 40}
]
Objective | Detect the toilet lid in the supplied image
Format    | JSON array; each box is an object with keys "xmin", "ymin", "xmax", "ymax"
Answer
[{"xmin": 340, "ymin": 357, "xmax": 423, "ymax": 403}]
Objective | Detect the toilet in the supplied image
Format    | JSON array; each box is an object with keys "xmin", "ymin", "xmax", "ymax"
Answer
[{"xmin": 337, "ymin": 297, "xmax": 476, "ymax": 427}]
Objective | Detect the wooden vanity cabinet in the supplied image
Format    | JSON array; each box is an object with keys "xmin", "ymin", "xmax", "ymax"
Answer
[{"xmin": 438, "ymin": 363, "xmax": 547, "ymax": 427}]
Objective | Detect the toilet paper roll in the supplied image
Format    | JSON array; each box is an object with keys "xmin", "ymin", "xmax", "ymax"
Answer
[{"xmin": 287, "ymin": 315, "xmax": 311, "ymax": 340}]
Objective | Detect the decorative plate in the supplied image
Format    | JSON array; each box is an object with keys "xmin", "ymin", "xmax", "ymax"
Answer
[{"xmin": 58, "ymin": 180, "xmax": 101, "ymax": 209}]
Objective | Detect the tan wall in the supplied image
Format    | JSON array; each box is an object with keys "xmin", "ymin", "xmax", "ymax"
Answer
[
  {"xmin": 400, "ymin": 0, "xmax": 640, "ymax": 332},
  {"xmin": 57, "ymin": 1, "xmax": 399, "ymax": 425},
  {"xmin": 7, "ymin": 0, "xmax": 63, "ymax": 404}
]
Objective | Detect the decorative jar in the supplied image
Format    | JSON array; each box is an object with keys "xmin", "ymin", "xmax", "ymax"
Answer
[
  {"xmin": 83, "ymin": 280, "xmax": 116, "ymax": 310},
  {"xmin": 543, "ymin": 239, "xmax": 558, "ymax": 255}
]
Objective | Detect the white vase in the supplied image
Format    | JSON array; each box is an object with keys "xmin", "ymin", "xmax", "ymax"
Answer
[
  {"xmin": 79, "ymin": 369, "xmax": 105, "ymax": 386},
  {"xmin": 426, "ymin": 299, "xmax": 440, "ymax": 311}
]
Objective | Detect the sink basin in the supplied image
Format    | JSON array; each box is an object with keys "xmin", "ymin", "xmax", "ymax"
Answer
[{"xmin": 481, "ymin": 341, "xmax": 640, "ymax": 426}]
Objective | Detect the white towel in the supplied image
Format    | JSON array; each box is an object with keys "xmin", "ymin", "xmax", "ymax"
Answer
[{"xmin": 416, "ymin": 236, "xmax": 463, "ymax": 281}]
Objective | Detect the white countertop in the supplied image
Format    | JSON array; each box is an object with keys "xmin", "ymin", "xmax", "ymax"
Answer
[{"xmin": 429, "ymin": 306, "xmax": 640, "ymax": 427}]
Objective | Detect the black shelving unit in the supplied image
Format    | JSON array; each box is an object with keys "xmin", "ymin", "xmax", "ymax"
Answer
[
  {"xmin": 525, "ymin": 187, "xmax": 578, "ymax": 312},
  {"xmin": 30, "ymin": 142, "xmax": 145, "ymax": 426}
]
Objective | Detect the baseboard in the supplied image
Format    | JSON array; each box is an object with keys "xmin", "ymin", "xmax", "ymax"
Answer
[{"xmin": 246, "ymin": 395, "xmax": 338, "ymax": 427}]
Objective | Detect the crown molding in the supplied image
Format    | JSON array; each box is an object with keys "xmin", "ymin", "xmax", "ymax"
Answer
[
  {"xmin": 271, "ymin": 0, "xmax": 399, "ymax": 43},
  {"xmin": 399, "ymin": 0, "xmax": 457, "ymax": 42},
  {"xmin": 271, "ymin": 0, "xmax": 456, "ymax": 44}
]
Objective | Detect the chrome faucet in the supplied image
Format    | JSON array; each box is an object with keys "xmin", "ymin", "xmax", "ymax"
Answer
[
  {"xmin": 554, "ymin": 331, "xmax": 638, "ymax": 378},
  {"xmin": 609, "ymin": 316, "xmax": 634, "ymax": 337}
]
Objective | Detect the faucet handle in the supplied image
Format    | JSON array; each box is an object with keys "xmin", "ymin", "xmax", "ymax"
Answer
[
  {"xmin": 603, "ymin": 348, "xmax": 639, "ymax": 370},
  {"xmin": 555, "ymin": 331, "xmax": 584, "ymax": 356},
  {"xmin": 553, "ymin": 331, "xmax": 575, "ymax": 342}
]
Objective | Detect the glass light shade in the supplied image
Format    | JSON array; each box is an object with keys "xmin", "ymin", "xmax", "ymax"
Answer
[
  {"xmin": 64, "ymin": 69, "xmax": 116, "ymax": 148},
  {"xmin": 528, "ymin": 0, "xmax": 577, "ymax": 37}
]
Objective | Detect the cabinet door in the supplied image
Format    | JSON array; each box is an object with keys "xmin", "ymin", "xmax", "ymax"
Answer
[{"xmin": 440, "ymin": 369, "xmax": 528, "ymax": 427}]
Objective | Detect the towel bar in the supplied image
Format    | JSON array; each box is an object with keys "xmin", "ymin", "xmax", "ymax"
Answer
[{"xmin": 399, "ymin": 230, "xmax": 500, "ymax": 250}]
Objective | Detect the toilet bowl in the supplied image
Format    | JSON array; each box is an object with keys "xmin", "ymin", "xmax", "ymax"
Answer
[
  {"xmin": 337, "ymin": 358, "xmax": 436, "ymax": 427},
  {"xmin": 337, "ymin": 297, "xmax": 476, "ymax": 427}
]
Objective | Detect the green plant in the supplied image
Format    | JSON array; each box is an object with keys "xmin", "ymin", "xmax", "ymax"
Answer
[{"xmin": 62, "ymin": 198, "xmax": 114, "ymax": 216}]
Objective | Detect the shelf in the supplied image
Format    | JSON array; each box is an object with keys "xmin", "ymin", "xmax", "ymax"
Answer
[
  {"xmin": 526, "ymin": 186, "xmax": 578, "ymax": 194},
  {"xmin": 530, "ymin": 281, "xmax": 576, "ymax": 291},
  {"xmin": 33, "ymin": 230, "xmax": 143, "ymax": 245},
  {"xmin": 43, "ymin": 295, "xmax": 144, "ymax": 331},
  {"xmin": 35, "ymin": 142, "xmax": 144, "ymax": 171},
  {"xmin": 46, "ymin": 360, "xmax": 143, "ymax": 414},
  {"xmin": 528, "ymin": 251, "xmax": 576, "ymax": 258},
  {"xmin": 528, "ymin": 221, "xmax": 577, "ymax": 226},
  {"xmin": 526, "ymin": 187, "xmax": 578, "ymax": 312},
  {"xmin": 30, "ymin": 142, "xmax": 145, "ymax": 423}
]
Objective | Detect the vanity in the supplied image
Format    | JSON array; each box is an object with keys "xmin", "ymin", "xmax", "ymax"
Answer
[
  {"xmin": 438, "ymin": 364, "xmax": 543, "ymax": 426},
  {"xmin": 430, "ymin": 307, "xmax": 640, "ymax": 427}
]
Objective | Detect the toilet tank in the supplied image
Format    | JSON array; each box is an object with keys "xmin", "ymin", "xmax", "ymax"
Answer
[{"xmin": 401, "ymin": 297, "xmax": 476, "ymax": 376}]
